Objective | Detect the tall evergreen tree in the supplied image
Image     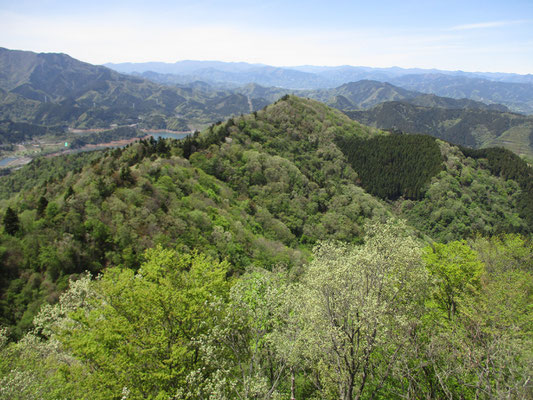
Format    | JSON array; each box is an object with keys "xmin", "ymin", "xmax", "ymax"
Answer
[
  {"xmin": 37, "ymin": 196, "xmax": 48, "ymax": 218},
  {"xmin": 3, "ymin": 207, "xmax": 19, "ymax": 235}
]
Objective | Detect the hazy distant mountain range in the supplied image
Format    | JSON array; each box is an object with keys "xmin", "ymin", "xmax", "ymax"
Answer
[
  {"xmin": 0, "ymin": 47, "xmax": 532, "ymax": 159},
  {"xmin": 0, "ymin": 47, "xmax": 266, "ymax": 131},
  {"xmin": 105, "ymin": 60, "xmax": 533, "ymax": 85},
  {"xmin": 106, "ymin": 60, "xmax": 533, "ymax": 114}
]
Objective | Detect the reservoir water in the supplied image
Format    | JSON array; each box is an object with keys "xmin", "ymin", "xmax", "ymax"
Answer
[
  {"xmin": 0, "ymin": 132, "xmax": 192, "ymax": 169},
  {"xmin": 0, "ymin": 157, "xmax": 17, "ymax": 167}
]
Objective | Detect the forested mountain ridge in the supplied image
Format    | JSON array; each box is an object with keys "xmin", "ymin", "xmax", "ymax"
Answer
[
  {"xmin": 115, "ymin": 73, "xmax": 533, "ymax": 159},
  {"xmin": 0, "ymin": 47, "xmax": 125, "ymax": 99},
  {"xmin": 2, "ymin": 47, "xmax": 530, "ymax": 165},
  {"xmin": 345, "ymin": 101, "xmax": 533, "ymax": 159},
  {"xmin": 107, "ymin": 59, "xmax": 533, "ymax": 113},
  {"xmin": 1, "ymin": 95, "xmax": 531, "ymax": 332},
  {"xmin": 0, "ymin": 95, "xmax": 532, "ymax": 399},
  {"xmin": 0, "ymin": 96, "xmax": 386, "ymax": 334},
  {"xmin": 128, "ymin": 74, "xmax": 510, "ymax": 114},
  {"xmin": 303, "ymin": 80, "xmax": 511, "ymax": 112},
  {"xmin": 0, "ymin": 48, "xmax": 259, "ymax": 131},
  {"xmin": 390, "ymin": 73, "xmax": 533, "ymax": 114}
]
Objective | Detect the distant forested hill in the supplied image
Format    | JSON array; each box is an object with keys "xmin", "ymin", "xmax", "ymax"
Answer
[
  {"xmin": 0, "ymin": 48, "xmax": 260, "ymax": 131},
  {"xmin": 107, "ymin": 59, "xmax": 533, "ymax": 113},
  {"xmin": 390, "ymin": 73, "xmax": 533, "ymax": 114},
  {"xmin": 345, "ymin": 101, "xmax": 533, "ymax": 159}
]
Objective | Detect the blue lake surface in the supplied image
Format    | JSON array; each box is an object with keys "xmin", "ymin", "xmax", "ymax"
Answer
[{"xmin": 0, "ymin": 157, "xmax": 17, "ymax": 167}]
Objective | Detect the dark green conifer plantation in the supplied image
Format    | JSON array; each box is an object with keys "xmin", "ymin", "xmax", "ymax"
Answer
[{"xmin": 336, "ymin": 134, "xmax": 443, "ymax": 200}]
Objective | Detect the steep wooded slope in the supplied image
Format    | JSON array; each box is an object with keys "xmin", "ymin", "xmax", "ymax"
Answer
[
  {"xmin": 0, "ymin": 48, "xmax": 255, "ymax": 130},
  {"xmin": 345, "ymin": 101, "xmax": 533, "ymax": 159},
  {"xmin": 1, "ymin": 96, "xmax": 531, "ymax": 336}
]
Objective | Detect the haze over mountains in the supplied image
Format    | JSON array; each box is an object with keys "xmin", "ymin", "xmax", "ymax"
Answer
[
  {"xmin": 1, "ymin": 47, "xmax": 532, "ymax": 159},
  {"xmin": 0, "ymin": 47, "xmax": 267, "ymax": 131},
  {"xmin": 106, "ymin": 60, "xmax": 533, "ymax": 86},
  {"xmin": 106, "ymin": 60, "xmax": 533, "ymax": 114}
]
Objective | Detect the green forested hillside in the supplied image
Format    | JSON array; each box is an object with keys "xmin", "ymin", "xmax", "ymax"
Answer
[
  {"xmin": 1, "ymin": 95, "xmax": 530, "ymax": 331},
  {"xmin": 345, "ymin": 101, "xmax": 533, "ymax": 159},
  {"xmin": 0, "ymin": 119, "xmax": 66, "ymax": 144},
  {"xmin": 390, "ymin": 73, "xmax": 533, "ymax": 114},
  {"xmin": 305, "ymin": 80, "xmax": 416, "ymax": 109},
  {"xmin": 400, "ymin": 142, "xmax": 532, "ymax": 241},
  {"xmin": 4, "ymin": 47, "xmax": 531, "ymax": 167},
  {"xmin": 0, "ymin": 48, "xmax": 260, "ymax": 131},
  {"xmin": 336, "ymin": 134, "xmax": 443, "ymax": 200},
  {"xmin": 1, "ymin": 224, "xmax": 531, "ymax": 399},
  {"xmin": 0, "ymin": 96, "xmax": 390, "ymax": 335},
  {"xmin": 0, "ymin": 96, "xmax": 531, "ymax": 399}
]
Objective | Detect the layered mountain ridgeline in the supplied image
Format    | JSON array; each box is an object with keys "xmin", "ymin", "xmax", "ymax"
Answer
[
  {"xmin": 1, "ymin": 96, "xmax": 531, "ymax": 337},
  {"xmin": 107, "ymin": 59, "xmax": 533, "ymax": 88},
  {"xmin": 304, "ymin": 80, "xmax": 510, "ymax": 112},
  {"xmin": 108, "ymin": 59, "xmax": 533, "ymax": 113},
  {"xmin": 345, "ymin": 101, "xmax": 533, "ymax": 160},
  {"xmin": 107, "ymin": 60, "xmax": 334, "ymax": 89},
  {"xmin": 6, "ymin": 47, "xmax": 531, "ymax": 164},
  {"xmin": 298, "ymin": 80, "xmax": 533, "ymax": 159},
  {"xmin": 131, "ymin": 76, "xmax": 509, "ymax": 115},
  {"xmin": 0, "ymin": 48, "xmax": 264, "ymax": 132},
  {"xmin": 389, "ymin": 73, "xmax": 533, "ymax": 114}
]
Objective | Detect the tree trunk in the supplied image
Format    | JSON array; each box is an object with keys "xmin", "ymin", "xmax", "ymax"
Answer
[{"xmin": 291, "ymin": 367, "xmax": 296, "ymax": 400}]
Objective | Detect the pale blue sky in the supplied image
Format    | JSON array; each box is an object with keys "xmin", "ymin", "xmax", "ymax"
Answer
[{"xmin": 1, "ymin": 0, "xmax": 532, "ymax": 73}]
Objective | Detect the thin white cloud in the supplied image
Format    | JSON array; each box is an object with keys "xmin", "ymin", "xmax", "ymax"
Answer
[{"xmin": 449, "ymin": 20, "xmax": 526, "ymax": 31}]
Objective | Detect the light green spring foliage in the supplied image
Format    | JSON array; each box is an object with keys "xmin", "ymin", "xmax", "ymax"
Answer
[
  {"xmin": 0, "ymin": 227, "xmax": 531, "ymax": 400},
  {"xmin": 297, "ymin": 218, "xmax": 429, "ymax": 400},
  {"xmin": 183, "ymin": 267, "xmax": 292, "ymax": 400},
  {"xmin": 57, "ymin": 246, "xmax": 231, "ymax": 400},
  {"xmin": 180, "ymin": 219, "xmax": 432, "ymax": 400},
  {"xmin": 402, "ymin": 141, "xmax": 527, "ymax": 241},
  {"xmin": 464, "ymin": 234, "xmax": 533, "ymax": 398},
  {"xmin": 471, "ymin": 233, "xmax": 533, "ymax": 273},
  {"xmin": 422, "ymin": 235, "xmax": 533, "ymax": 400},
  {"xmin": 0, "ymin": 273, "xmax": 93, "ymax": 400},
  {"xmin": 423, "ymin": 240, "xmax": 484, "ymax": 320}
]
